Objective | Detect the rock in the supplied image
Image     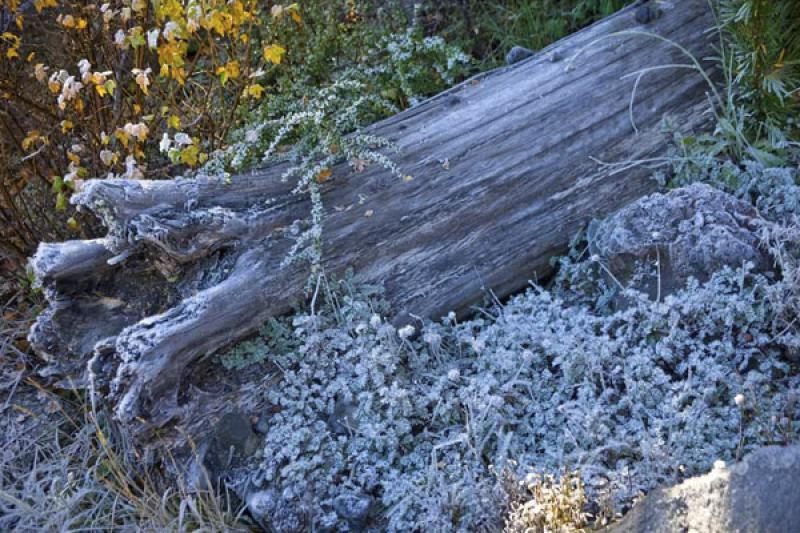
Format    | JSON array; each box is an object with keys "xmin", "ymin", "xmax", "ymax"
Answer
[
  {"xmin": 202, "ymin": 411, "xmax": 260, "ymax": 480},
  {"xmin": 333, "ymin": 491, "xmax": 373, "ymax": 528},
  {"xmin": 246, "ymin": 488, "xmax": 278, "ymax": 521},
  {"xmin": 327, "ymin": 400, "xmax": 357, "ymax": 436},
  {"xmin": 588, "ymin": 183, "xmax": 772, "ymax": 300},
  {"xmin": 245, "ymin": 487, "xmax": 305, "ymax": 533},
  {"xmin": 606, "ymin": 444, "xmax": 800, "ymax": 533},
  {"xmin": 254, "ymin": 412, "xmax": 270, "ymax": 434},
  {"xmin": 634, "ymin": 2, "xmax": 661, "ymax": 24},
  {"xmin": 505, "ymin": 45, "xmax": 535, "ymax": 65}
]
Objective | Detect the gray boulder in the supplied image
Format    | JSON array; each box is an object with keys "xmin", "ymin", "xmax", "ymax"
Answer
[
  {"xmin": 607, "ymin": 444, "xmax": 800, "ymax": 533},
  {"xmin": 588, "ymin": 183, "xmax": 772, "ymax": 300}
]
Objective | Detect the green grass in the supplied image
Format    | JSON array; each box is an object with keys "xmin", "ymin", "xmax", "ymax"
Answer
[{"xmin": 418, "ymin": 0, "xmax": 632, "ymax": 67}]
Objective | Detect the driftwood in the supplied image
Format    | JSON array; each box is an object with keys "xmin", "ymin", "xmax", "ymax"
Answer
[{"xmin": 30, "ymin": 0, "xmax": 718, "ymax": 446}]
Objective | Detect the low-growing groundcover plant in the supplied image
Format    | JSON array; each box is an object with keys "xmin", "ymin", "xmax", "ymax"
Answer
[{"xmin": 217, "ymin": 161, "xmax": 800, "ymax": 531}]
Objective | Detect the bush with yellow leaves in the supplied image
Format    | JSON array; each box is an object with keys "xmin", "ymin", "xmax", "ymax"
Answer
[{"xmin": 0, "ymin": 0, "xmax": 299, "ymax": 267}]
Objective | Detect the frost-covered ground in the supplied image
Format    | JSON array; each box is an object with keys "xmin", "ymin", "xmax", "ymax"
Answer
[{"xmin": 224, "ymin": 162, "xmax": 800, "ymax": 531}]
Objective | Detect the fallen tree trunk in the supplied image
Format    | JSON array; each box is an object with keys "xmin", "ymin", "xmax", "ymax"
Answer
[{"xmin": 30, "ymin": 0, "xmax": 718, "ymax": 443}]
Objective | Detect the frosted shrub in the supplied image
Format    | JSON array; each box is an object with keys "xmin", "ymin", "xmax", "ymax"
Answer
[
  {"xmin": 202, "ymin": 30, "xmax": 469, "ymax": 272},
  {"xmin": 365, "ymin": 29, "xmax": 472, "ymax": 107},
  {"xmin": 226, "ymin": 243, "xmax": 800, "ymax": 531}
]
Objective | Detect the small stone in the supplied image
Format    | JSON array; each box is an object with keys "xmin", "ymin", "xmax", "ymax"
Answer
[
  {"xmin": 202, "ymin": 411, "xmax": 260, "ymax": 479},
  {"xmin": 333, "ymin": 492, "xmax": 373, "ymax": 527},
  {"xmin": 254, "ymin": 413, "xmax": 270, "ymax": 434},
  {"xmin": 506, "ymin": 45, "xmax": 535, "ymax": 65},
  {"xmin": 246, "ymin": 488, "xmax": 278, "ymax": 519},
  {"xmin": 327, "ymin": 400, "xmax": 357, "ymax": 436},
  {"xmin": 635, "ymin": 3, "xmax": 660, "ymax": 24}
]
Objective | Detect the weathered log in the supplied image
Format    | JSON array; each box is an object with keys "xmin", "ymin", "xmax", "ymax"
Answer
[{"xmin": 30, "ymin": 0, "xmax": 719, "ymax": 443}]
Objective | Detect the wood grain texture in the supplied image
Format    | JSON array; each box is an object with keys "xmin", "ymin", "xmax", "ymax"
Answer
[{"xmin": 30, "ymin": 0, "xmax": 718, "ymax": 439}]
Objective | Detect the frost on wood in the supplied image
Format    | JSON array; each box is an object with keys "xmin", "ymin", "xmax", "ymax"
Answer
[{"xmin": 30, "ymin": 0, "xmax": 718, "ymax": 442}]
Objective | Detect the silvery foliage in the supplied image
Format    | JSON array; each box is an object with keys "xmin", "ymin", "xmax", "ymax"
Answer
[
  {"xmin": 201, "ymin": 32, "xmax": 469, "ymax": 272},
  {"xmin": 362, "ymin": 29, "xmax": 472, "ymax": 107},
  {"xmin": 202, "ymin": 79, "xmax": 401, "ymax": 271},
  {"xmin": 227, "ymin": 164, "xmax": 800, "ymax": 530}
]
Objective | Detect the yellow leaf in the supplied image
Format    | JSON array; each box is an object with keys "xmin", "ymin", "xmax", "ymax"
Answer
[
  {"xmin": 16, "ymin": 15, "xmax": 23, "ymax": 30},
  {"xmin": 48, "ymin": 79, "xmax": 60, "ymax": 93},
  {"xmin": 263, "ymin": 44, "xmax": 286, "ymax": 65},
  {"xmin": 115, "ymin": 129, "xmax": 130, "ymax": 148},
  {"xmin": 168, "ymin": 115, "xmax": 181, "ymax": 129},
  {"xmin": 216, "ymin": 66, "xmax": 229, "ymax": 86},
  {"xmin": 104, "ymin": 79, "xmax": 116, "ymax": 96},
  {"xmin": 133, "ymin": 68, "xmax": 150, "ymax": 95},
  {"xmin": 316, "ymin": 168, "xmax": 332, "ymax": 183},
  {"xmin": 76, "ymin": 18, "xmax": 88, "ymax": 30},
  {"xmin": 226, "ymin": 60, "xmax": 240, "ymax": 79},
  {"xmin": 33, "ymin": 0, "xmax": 57, "ymax": 13},
  {"xmin": 245, "ymin": 83, "xmax": 264, "ymax": 99},
  {"xmin": 67, "ymin": 152, "xmax": 80, "ymax": 165},
  {"xmin": 66, "ymin": 217, "xmax": 79, "ymax": 231},
  {"xmin": 172, "ymin": 67, "xmax": 186, "ymax": 85},
  {"xmin": 180, "ymin": 145, "xmax": 199, "ymax": 166},
  {"xmin": 95, "ymin": 84, "xmax": 107, "ymax": 97},
  {"xmin": 6, "ymin": 48, "xmax": 19, "ymax": 60},
  {"xmin": 61, "ymin": 120, "xmax": 73, "ymax": 133},
  {"xmin": 26, "ymin": 51, "xmax": 34, "ymax": 62},
  {"xmin": 21, "ymin": 130, "xmax": 40, "ymax": 151}
]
